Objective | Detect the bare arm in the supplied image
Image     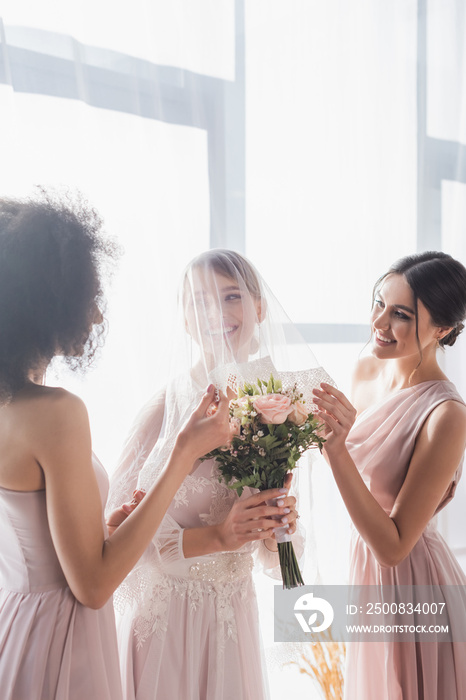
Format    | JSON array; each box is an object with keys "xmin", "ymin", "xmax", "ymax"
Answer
[
  {"xmin": 106, "ymin": 488, "xmax": 146, "ymax": 537},
  {"xmin": 313, "ymin": 383, "xmax": 466, "ymax": 568},
  {"xmin": 35, "ymin": 386, "xmax": 230, "ymax": 608},
  {"xmin": 107, "ymin": 397, "xmax": 298, "ymax": 561}
]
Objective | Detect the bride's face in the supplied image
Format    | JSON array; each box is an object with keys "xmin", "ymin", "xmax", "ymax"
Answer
[{"xmin": 184, "ymin": 269, "xmax": 262, "ymax": 362}]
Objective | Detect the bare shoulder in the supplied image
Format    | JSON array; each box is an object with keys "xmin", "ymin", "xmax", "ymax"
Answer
[
  {"xmin": 410, "ymin": 399, "xmax": 466, "ymax": 482},
  {"xmin": 424, "ymin": 399, "xmax": 466, "ymax": 438},
  {"xmin": 7, "ymin": 385, "xmax": 88, "ymax": 431},
  {"xmin": 352, "ymin": 355, "xmax": 381, "ymax": 383},
  {"xmin": 19, "ymin": 387, "xmax": 91, "ymax": 458},
  {"xmin": 0, "ymin": 387, "xmax": 91, "ymax": 490},
  {"xmin": 350, "ymin": 356, "xmax": 382, "ymax": 411},
  {"xmin": 26, "ymin": 386, "xmax": 89, "ymax": 426}
]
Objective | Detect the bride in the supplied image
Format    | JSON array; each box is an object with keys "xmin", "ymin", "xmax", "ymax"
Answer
[{"xmin": 108, "ymin": 249, "xmax": 331, "ymax": 700}]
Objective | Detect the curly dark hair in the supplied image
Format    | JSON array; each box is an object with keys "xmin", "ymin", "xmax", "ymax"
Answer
[{"xmin": 0, "ymin": 190, "xmax": 118, "ymax": 403}]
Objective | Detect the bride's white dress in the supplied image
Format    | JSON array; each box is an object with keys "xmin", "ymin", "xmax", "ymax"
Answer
[
  {"xmin": 114, "ymin": 452, "xmax": 282, "ymax": 700},
  {"xmin": 109, "ymin": 352, "xmax": 323, "ymax": 700}
]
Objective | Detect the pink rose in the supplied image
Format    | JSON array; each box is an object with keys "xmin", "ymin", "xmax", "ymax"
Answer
[
  {"xmin": 288, "ymin": 401, "xmax": 309, "ymax": 426},
  {"xmin": 253, "ymin": 394, "xmax": 293, "ymax": 424}
]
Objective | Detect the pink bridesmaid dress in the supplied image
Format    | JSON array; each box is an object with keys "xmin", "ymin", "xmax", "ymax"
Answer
[
  {"xmin": 344, "ymin": 380, "xmax": 466, "ymax": 700},
  {"xmin": 0, "ymin": 457, "xmax": 123, "ymax": 700}
]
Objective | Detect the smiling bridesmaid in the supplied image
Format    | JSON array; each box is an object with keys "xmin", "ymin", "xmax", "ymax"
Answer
[{"xmin": 313, "ymin": 252, "xmax": 466, "ymax": 700}]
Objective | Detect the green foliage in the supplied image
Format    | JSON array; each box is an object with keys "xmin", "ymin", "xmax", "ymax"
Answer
[{"xmin": 201, "ymin": 374, "xmax": 325, "ymax": 496}]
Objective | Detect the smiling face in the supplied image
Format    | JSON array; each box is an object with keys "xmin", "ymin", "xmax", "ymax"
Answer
[
  {"xmin": 370, "ymin": 273, "xmax": 441, "ymax": 361},
  {"xmin": 184, "ymin": 268, "xmax": 262, "ymax": 363}
]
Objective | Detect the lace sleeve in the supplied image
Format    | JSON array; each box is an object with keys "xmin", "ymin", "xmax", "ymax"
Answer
[
  {"xmin": 151, "ymin": 511, "xmax": 185, "ymax": 566},
  {"xmin": 106, "ymin": 390, "xmax": 166, "ymax": 514}
]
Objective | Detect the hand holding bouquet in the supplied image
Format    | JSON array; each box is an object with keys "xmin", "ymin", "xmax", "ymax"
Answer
[{"xmin": 202, "ymin": 375, "xmax": 325, "ymax": 589}]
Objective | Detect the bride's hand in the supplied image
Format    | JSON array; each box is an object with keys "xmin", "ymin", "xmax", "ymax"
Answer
[
  {"xmin": 176, "ymin": 385, "xmax": 231, "ymax": 461},
  {"xmin": 312, "ymin": 382, "xmax": 357, "ymax": 452},
  {"xmin": 215, "ymin": 487, "xmax": 293, "ymax": 551},
  {"xmin": 106, "ymin": 489, "xmax": 146, "ymax": 536}
]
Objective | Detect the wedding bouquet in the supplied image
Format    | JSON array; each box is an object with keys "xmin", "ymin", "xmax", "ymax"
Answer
[{"xmin": 202, "ymin": 374, "xmax": 325, "ymax": 589}]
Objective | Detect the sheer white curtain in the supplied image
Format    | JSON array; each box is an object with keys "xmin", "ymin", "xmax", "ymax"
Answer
[
  {"xmin": 1, "ymin": 2, "xmax": 465, "ymax": 697},
  {"xmin": 428, "ymin": 0, "xmax": 466, "ymax": 579}
]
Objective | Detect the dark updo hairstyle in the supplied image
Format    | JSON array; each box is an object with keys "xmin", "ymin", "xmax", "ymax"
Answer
[
  {"xmin": 0, "ymin": 190, "xmax": 118, "ymax": 404},
  {"xmin": 374, "ymin": 251, "xmax": 466, "ymax": 351}
]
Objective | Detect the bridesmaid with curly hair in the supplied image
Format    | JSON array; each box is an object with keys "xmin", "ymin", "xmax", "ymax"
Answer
[{"xmin": 0, "ymin": 192, "xmax": 231, "ymax": 700}]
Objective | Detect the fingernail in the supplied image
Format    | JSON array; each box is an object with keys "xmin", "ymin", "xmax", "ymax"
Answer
[
  {"xmin": 276, "ymin": 500, "xmax": 285, "ymax": 507},
  {"xmin": 283, "ymin": 507, "xmax": 290, "ymax": 514},
  {"xmin": 279, "ymin": 488, "xmax": 288, "ymax": 493},
  {"xmin": 281, "ymin": 517, "xmax": 288, "ymax": 524},
  {"xmin": 206, "ymin": 384, "xmax": 214, "ymax": 392},
  {"xmin": 122, "ymin": 504, "xmax": 132, "ymax": 515}
]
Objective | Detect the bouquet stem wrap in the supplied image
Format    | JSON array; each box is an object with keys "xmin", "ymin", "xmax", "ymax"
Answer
[{"xmin": 266, "ymin": 495, "xmax": 304, "ymax": 589}]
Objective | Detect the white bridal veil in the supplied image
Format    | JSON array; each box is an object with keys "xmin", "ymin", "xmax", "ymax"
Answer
[{"xmin": 108, "ymin": 249, "xmax": 333, "ymax": 509}]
